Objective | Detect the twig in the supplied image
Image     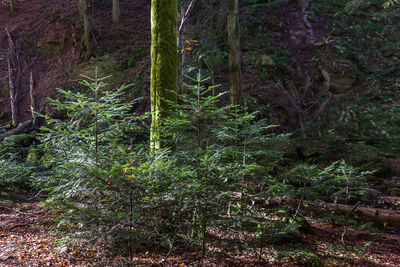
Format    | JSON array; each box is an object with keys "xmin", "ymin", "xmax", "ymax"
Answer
[
  {"xmin": 159, "ymin": 244, "xmax": 174, "ymax": 265},
  {"xmin": 341, "ymin": 201, "xmax": 360, "ymax": 251}
]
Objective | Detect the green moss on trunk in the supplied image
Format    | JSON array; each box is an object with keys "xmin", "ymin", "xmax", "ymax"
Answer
[
  {"xmin": 10, "ymin": 0, "xmax": 15, "ymax": 16},
  {"xmin": 150, "ymin": 0, "xmax": 178, "ymax": 150}
]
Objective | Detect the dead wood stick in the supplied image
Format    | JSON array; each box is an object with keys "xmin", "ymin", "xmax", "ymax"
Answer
[
  {"xmin": 7, "ymin": 57, "xmax": 17, "ymax": 124},
  {"xmin": 29, "ymin": 72, "xmax": 36, "ymax": 123},
  {"xmin": 5, "ymin": 27, "xmax": 19, "ymax": 124}
]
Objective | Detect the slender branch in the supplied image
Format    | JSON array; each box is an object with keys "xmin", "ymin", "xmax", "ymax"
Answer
[{"xmin": 178, "ymin": 0, "xmax": 197, "ymax": 50}]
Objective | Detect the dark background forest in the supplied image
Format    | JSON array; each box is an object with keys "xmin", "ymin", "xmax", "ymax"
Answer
[{"xmin": 0, "ymin": 0, "xmax": 400, "ymax": 266}]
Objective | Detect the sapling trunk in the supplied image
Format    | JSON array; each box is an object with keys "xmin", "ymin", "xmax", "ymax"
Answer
[
  {"xmin": 94, "ymin": 68, "xmax": 98, "ymax": 163},
  {"xmin": 112, "ymin": 0, "xmax": 120, "ymax": 24}
]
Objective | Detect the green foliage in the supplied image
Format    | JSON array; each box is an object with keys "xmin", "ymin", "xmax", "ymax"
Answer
[
  {"xmin": 276, "ymin": 250, "xmax": 323, "ymax": 267},
  {"xmin": 161, "ymin": 71, "xmax": 282, "ymax": 247},
  {"xmin": 31, "ymin": 71, "xmax": 382, "ymax": 259},
  {"xmin": 35, "ymin": 76, "xmax": 153, "ymax": 248},
  {"xmin": 36, "ymin": 73, "xmax": 284, "ymax": 253},
  {"xmin": 0, "ymin": 136, "xmax": 34, "ymax": 187},
  {"xmin": 277, "ymin": 160, "xmax": 376, "ymax": 202},
  {"xmin": 0, "ymin": 151, "xmax": 27, "ymax": 186}
]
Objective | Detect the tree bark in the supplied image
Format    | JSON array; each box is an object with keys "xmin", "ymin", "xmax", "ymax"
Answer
[
  {"xmin": 227, "ymin": 0, "xmax": 242, "ymax": 106},
  {"xmin": 29, "ymin": 72, "xmax": 36, "ymax": 124},
  {"xmin": 7, "ymin": 58, "xmax": 17, "ymax": 124},
  {"xmin": 78, "ymin": 0, "xmax": 84, "ymax": 17},
  {"xmin": 246, "ymin": 196, "xmax": 400, "ymax": 228},
  {"xmin": 10, "ymin": 0, "xmax": 15, "ymax": 16},
  {"xmin": 325, "ymin": 202, "xmax": 400, "ymax": 228},
  {"xmin": 150, "ymin": 0, "xmax": 178, "ymax": 150},
  {"xmin": 5, "ymin": 27, "xmax": 19, "ymax": 124},
  {"xmin": 82, "ymin": 0, "xmax": 91, "ymax": 52},
  {"xmin": 112, "ymin": 0, "xmax": 121, "ymax": 24}
]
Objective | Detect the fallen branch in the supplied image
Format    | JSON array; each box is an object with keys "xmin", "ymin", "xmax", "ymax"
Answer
[{"xmin": 0, "ymin": 120, "xmax": 33, "ymax": 142}]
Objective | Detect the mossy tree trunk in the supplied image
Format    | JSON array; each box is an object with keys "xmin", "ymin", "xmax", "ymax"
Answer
[
  {"xmin": 78, "ymin": 0, "xmax": 84, "ymax": 17},
  {"xmin": 10, "ymin": 0, "xmax": 15, "ymax": 16},
  {"xmin": 227, "ymin": 0, "xmax": 242, "ymax": 106},
  {"xmin": 112, "ymin": 0, "xmax": 121, "ymax": 24},
  {"xmin": 150, "ymin": 0, "xmax": 178, "ymax": 150}
]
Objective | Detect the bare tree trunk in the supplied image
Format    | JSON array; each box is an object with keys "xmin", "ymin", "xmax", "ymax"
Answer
[
  {"xmin": 7, "ymin": 58, "xmax": 17, "ymax": 124},
  {"xmin": 227, "ymin": 0, "xmax": 242, "ymax": 106},
  {"xmin": 5, "ymin": 27, "xmax": 19, "ymax": 124},
  {"xmin": 112, "ymin": 0, "xmax": 120, "ymax": 24},
  {"xmin": 83, "ymin": 0, "xmax": 91, "ymax": 53},
  {"xmin": 78, "ymin": 0, "xmax": 84, "ymax": 18},
  {"xmin": 178, "ymin": 5, "xmax": 186, "ymax": 94},
  {"xmin": 177, "ymin": 0, "xmax": 197, "ymax": 94}
]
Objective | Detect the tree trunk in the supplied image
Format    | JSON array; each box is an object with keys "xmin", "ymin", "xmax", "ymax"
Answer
[
  {"xmin": 227, "ymin": 0, "xmax": 242, "ymax": 106},
  {"xmin": 7, "ymin": 58, "xmax": 17, "ymax": 124},
  {"xmin": 78, "ymin": 0, "xmax": 84, "ymax": 17},
  {"xmin": 10, "ymin": 0, "xmax": 15, "ymax": 16},
  {"xmin": 178, "ymin": 5, "xmax": 186, "ymax": 93},
  {"xmin": 112, "ymin": 0, "xmax": 121, "ymax": 24},
  {"xmin": 82, "ymin": 0, "xmax": 91, "ymax": 52},
  {"xmin": 150, "ymin": 0, "xmax": 178, "ymax": 150},
  {"xmin": 29, "ymin": 72, "xmax": 36, "ymax": 124}
]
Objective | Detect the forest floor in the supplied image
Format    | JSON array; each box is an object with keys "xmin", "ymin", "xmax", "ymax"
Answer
[{"xmin": 0, "ymin": 190, "xmax": 399, "ymax": 266}]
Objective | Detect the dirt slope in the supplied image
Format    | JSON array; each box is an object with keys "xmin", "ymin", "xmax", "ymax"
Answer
[{"xmin": 0, "ymin": 0, "xmax": 150, "ymax": 123}]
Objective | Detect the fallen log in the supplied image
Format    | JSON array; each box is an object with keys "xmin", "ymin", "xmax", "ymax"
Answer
[
  {"xmin": 322, "ymin": 202, "xmax": 400, "ymax": 228},
  {"xmin": 229, "ymin": 193, "xmax": 400, "ymax": 228}
]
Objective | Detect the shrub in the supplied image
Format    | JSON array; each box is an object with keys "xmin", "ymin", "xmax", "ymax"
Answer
[{"xmin": 36, "ymin": 72, "xmax": 283, "ymax": 254}]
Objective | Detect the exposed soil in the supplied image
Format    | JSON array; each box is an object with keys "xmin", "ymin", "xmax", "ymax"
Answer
[
  {"xmin": 1, "ymin": 1, "xmax": 399, "ymax": 266},
  {"xmin": 1, "ymin": 193, "xmax": 400, "ymax": 266},
  {"xmin": 0, "ymin": 0, "xmax": 150, "ymax": 124}
]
